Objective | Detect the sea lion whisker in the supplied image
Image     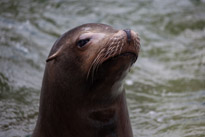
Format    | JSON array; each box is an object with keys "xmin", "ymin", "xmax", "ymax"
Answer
[
  {"xmin": 115, "ymin": 44, "xmax": 120, "ymax": 54},
  {"xmin": 103, "ymin": 39, "xmax": 114, "ymax": 58},
  {"xmin": 91, "ymin": 52, "xmax": 105, "ymax": 82},
  {"xmin": 90, "ymin": 60, "xmax": 100, "ymax": 82},
  {"xmin": 88, "ymin": 58, "xmax": 100, "ymax": 80},
  {"xmin": 105, "ymin": 49, "xmax": 114, "ymax": 58},
  {"xmin": 91, "ymin": 54, "xmax": 102, "ymax": 81},
  {"xmin": 135, "ymin": 39, "xmax": 140, "ymax": 50},
  {"xmin": 109, "ymin": 46, "xmax": 116, "ymax": 53},
  {"xmin": 133, "ymin": 39, "xmax": 137, "ymax": 50},
  {"xmin": 105, "ymin": 40, "xmax": 119, "ymax": 57},
  {"xmin": 87, "ymin": 55, "xmax": 100, "ymax": 80},
  {"xmin": 94, "ymin": 57, "xmax": 102, "ymax": 79},
  {"xmin": 119, "ymin": 43, "xmax": 124, "ymax": 55},
  {"xmin": 104, "ymin": 49, "xmax": 110, "ymax": 58},
  {"xmin": 116, "ymin": 40, "xmax": 122, "ymax": 52},
  {"xmin": 117, "ymin": 43, "xmax": 122, "ymax": 55},
  {"xmin": 87, "ymin": 48, "xmax": 105, "ymax": 80}
]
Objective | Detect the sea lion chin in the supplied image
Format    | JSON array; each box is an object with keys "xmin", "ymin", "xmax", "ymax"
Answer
[{"xmin": 32, "ymin": 23, "xmax": 140, "ymax": 137}]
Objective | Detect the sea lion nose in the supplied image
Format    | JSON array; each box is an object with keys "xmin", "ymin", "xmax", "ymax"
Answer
[{"xmin": 123, "ymin": 29, "xmax": 132, "ymax": 44}]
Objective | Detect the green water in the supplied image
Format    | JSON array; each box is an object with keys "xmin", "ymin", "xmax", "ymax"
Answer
[{"xmin": 0, "ymin": 0, "xmax": 204, "ymax": 137}]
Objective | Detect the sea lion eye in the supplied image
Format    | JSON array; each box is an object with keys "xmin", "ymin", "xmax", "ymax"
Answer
[{"xmin": 77, "ymin": 38, "xmax": 90, "ymax": 48}]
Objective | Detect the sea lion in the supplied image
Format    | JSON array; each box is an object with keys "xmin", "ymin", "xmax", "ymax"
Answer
[{"xmin": 32, "ymin": 23, "xmax": 140, "ymax": 137}]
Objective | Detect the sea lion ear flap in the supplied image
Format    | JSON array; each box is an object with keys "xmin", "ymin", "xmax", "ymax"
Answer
[{"xmin": 46, "ymin": 46, "xmax": 63, "ymax": 62}]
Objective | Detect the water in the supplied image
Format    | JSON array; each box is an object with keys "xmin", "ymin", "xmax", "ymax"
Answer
[{"xmin": 0, "ymin": 0, "xmax": 204, "ymax": 137}]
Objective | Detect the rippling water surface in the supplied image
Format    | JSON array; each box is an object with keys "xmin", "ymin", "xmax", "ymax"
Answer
[{"xmin": 0, "ymin": 0, "xmax": 205, "ymax": 137}]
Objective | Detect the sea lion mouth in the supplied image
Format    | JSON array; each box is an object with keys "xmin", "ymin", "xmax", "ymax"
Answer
[
  {"xmin": 102, "ymin": 52, "xmax": 138, "ymax": 71},
  {"xmin": 87, "ymin": 51, "xmax": 137, "ymax": 83},
  {"xmin": 107, "ymin": 52, "xmax": 138, "ymax": 63}
]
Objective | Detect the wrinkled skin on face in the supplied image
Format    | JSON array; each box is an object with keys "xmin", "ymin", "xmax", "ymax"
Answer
[{"xmin": 32, "ymin": 23, "xmax": 140, "ymax": 137}]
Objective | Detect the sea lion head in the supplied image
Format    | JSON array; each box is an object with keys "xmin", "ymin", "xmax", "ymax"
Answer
[
  {"xmin": 45, "ymin": 23, "xmax": 140, "ymax": 98},
  {"xmin": 33, "ymin": 23, "xmax": 140, "ymax": 137}
]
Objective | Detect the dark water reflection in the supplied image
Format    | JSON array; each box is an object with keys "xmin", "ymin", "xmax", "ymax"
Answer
[{"xmin": 0, "ymin": 0, "xmax": 204, "ymax": 137}]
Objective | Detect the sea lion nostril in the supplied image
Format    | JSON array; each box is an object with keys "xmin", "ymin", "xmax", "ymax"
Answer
[{"xmin": 123, "ymin": 29, "xmax": 132, "ymax": 43}]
